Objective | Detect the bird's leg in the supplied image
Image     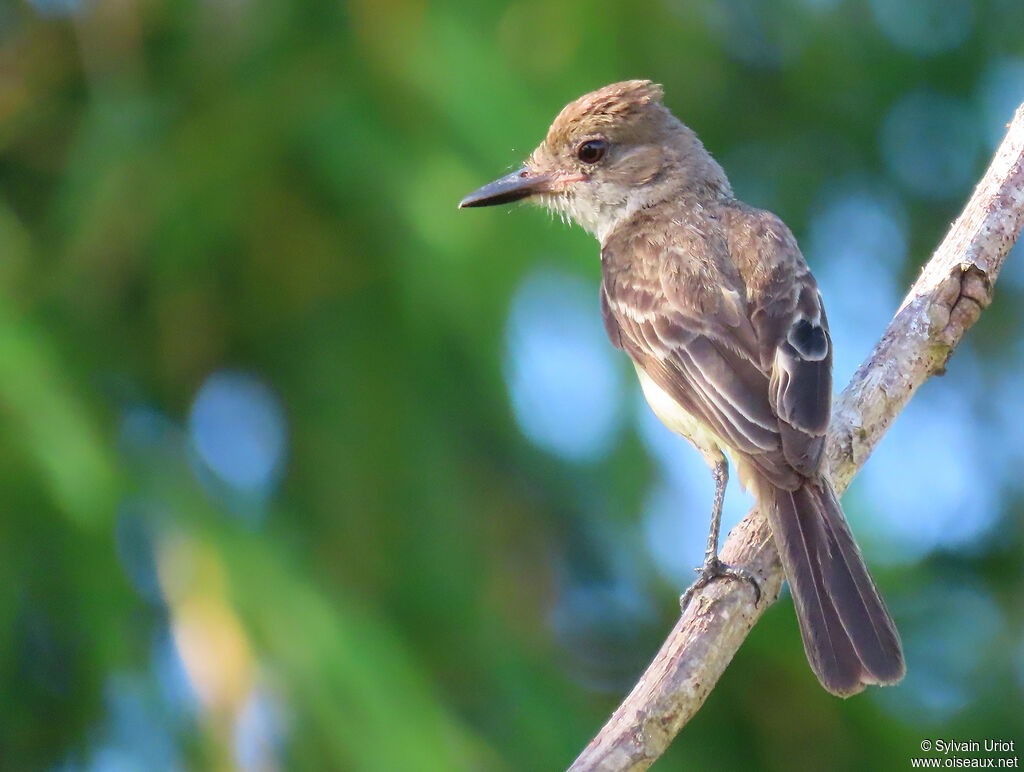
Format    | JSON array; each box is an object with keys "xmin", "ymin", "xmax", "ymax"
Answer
[{"xmin": 680, "ymin": 459, "xmax": 761, "ymax": 611}]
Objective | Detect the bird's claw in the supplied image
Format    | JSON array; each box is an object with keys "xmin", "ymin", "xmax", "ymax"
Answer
[{"xmin": 679, "ymin": 556, "xmax": 761, "ymax": 611}]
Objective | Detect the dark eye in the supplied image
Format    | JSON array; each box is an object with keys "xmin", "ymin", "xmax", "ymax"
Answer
[{"xmin": 576, "ymin": 139, "xmax": 607, "ymax": 164}]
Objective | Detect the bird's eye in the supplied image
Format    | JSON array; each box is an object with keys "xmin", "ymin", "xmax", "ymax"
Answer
[{"xmin": 576, "ymin": 140, "xmax": 608, "ymax": 164}]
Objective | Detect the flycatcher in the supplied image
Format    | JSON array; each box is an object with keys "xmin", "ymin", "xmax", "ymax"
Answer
[{"xmin": 459, "ymin": 80, "xmax": 904, "ymax": 697}]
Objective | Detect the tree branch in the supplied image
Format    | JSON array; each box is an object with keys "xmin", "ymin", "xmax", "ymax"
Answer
[{"xmin": 569, "ymin": 103, "xmax": 1024, "ymax": 772}]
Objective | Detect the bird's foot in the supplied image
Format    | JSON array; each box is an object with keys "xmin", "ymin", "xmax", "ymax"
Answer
[{"xmin": 679, "ymin": 555, "xmax": 761, "ymax": 612}]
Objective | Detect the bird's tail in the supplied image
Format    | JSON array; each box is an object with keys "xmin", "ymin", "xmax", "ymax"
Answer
[{"xmin": 761, "ymin": 475, "xmax": 905, "ymax": 696}]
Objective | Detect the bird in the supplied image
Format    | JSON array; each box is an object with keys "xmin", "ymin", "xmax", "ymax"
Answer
[{"xmin": 458, "ymin": 80, "xmax": 904, "ymax": 697}]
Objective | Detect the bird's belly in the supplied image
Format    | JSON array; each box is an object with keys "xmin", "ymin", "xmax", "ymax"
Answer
[{"xmin": 634, "ymin": 365, "xmax": 726, "ymax": 467}]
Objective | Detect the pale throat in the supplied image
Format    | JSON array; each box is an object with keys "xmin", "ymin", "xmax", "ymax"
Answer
[
  {"xmin": 548, "ymin": 182, "xmax": 651, "ymax": 241},
  {"xmin": 545, "ymin": 177, "xmax": 678, "ymax": 245}
]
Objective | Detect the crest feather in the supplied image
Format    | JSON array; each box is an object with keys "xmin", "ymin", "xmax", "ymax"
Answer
[
  {"xmin": 543, "ymin": 80, "xmax": 667, "ymax": 150},
  {"xmin": 557, "ymin": 80, "xmax": 663, "ymax": 125}
]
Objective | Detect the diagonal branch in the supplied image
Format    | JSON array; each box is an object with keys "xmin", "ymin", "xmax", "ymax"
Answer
[{"xmin": 569, "ymin": 103, "xmax": 1024, "ymax": 772}]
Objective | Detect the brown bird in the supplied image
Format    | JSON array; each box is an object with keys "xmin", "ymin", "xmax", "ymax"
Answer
[{"xmin": 459, "ymin": 80, "xmax": 905, "ymax": 697}]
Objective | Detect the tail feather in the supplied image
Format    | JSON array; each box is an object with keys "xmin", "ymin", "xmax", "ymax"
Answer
[{"xmin": 764, "ymin": 476, "xmax": 905, "ymax": 697}]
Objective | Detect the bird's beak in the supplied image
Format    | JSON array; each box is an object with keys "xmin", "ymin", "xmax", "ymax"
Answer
[{"xmin": 458, "ymin": 167, "xmax": 553, "ymax": 208}]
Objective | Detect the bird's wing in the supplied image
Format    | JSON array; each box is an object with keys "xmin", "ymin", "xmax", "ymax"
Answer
[
  {"xmin": 602, "ymin": 210, "xmax": 831, "ymax": 484},
  {"xmin": 725, "ymin": 206, "xmax": 833, "ymax": 475},
  {"xmin": 602, "ymin": 235, "xmax": 797, "ymax": 488}
]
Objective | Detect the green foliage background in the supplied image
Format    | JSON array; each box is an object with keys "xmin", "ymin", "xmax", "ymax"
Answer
[{"xmin": 0, "ymin": 0, "xmax": 1022, "ymax": 770}]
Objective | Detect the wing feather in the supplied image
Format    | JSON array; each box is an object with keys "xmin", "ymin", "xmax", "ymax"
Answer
[{"xmin": 600, "ymin": 204, "xmax": 834, "ymax": 484}]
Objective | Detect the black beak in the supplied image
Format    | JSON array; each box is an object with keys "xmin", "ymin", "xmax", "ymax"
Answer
[{"xmin": 458, "ymin": 167, "xmax": 552, "ymax": 208}]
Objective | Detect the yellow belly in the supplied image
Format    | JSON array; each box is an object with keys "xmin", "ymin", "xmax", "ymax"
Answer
[
  {"xmin": 634, "ymin": 364, "xmax": 726, "ymax": 467},
  {"xmin": 635, "ymin": 364, "xmax": 765, "ymax": 494}
]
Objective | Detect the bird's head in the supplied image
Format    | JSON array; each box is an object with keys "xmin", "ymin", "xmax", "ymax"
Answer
[{"xmin": 459, "ymin": 80, "xmax": 730, "ymax": 240}]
